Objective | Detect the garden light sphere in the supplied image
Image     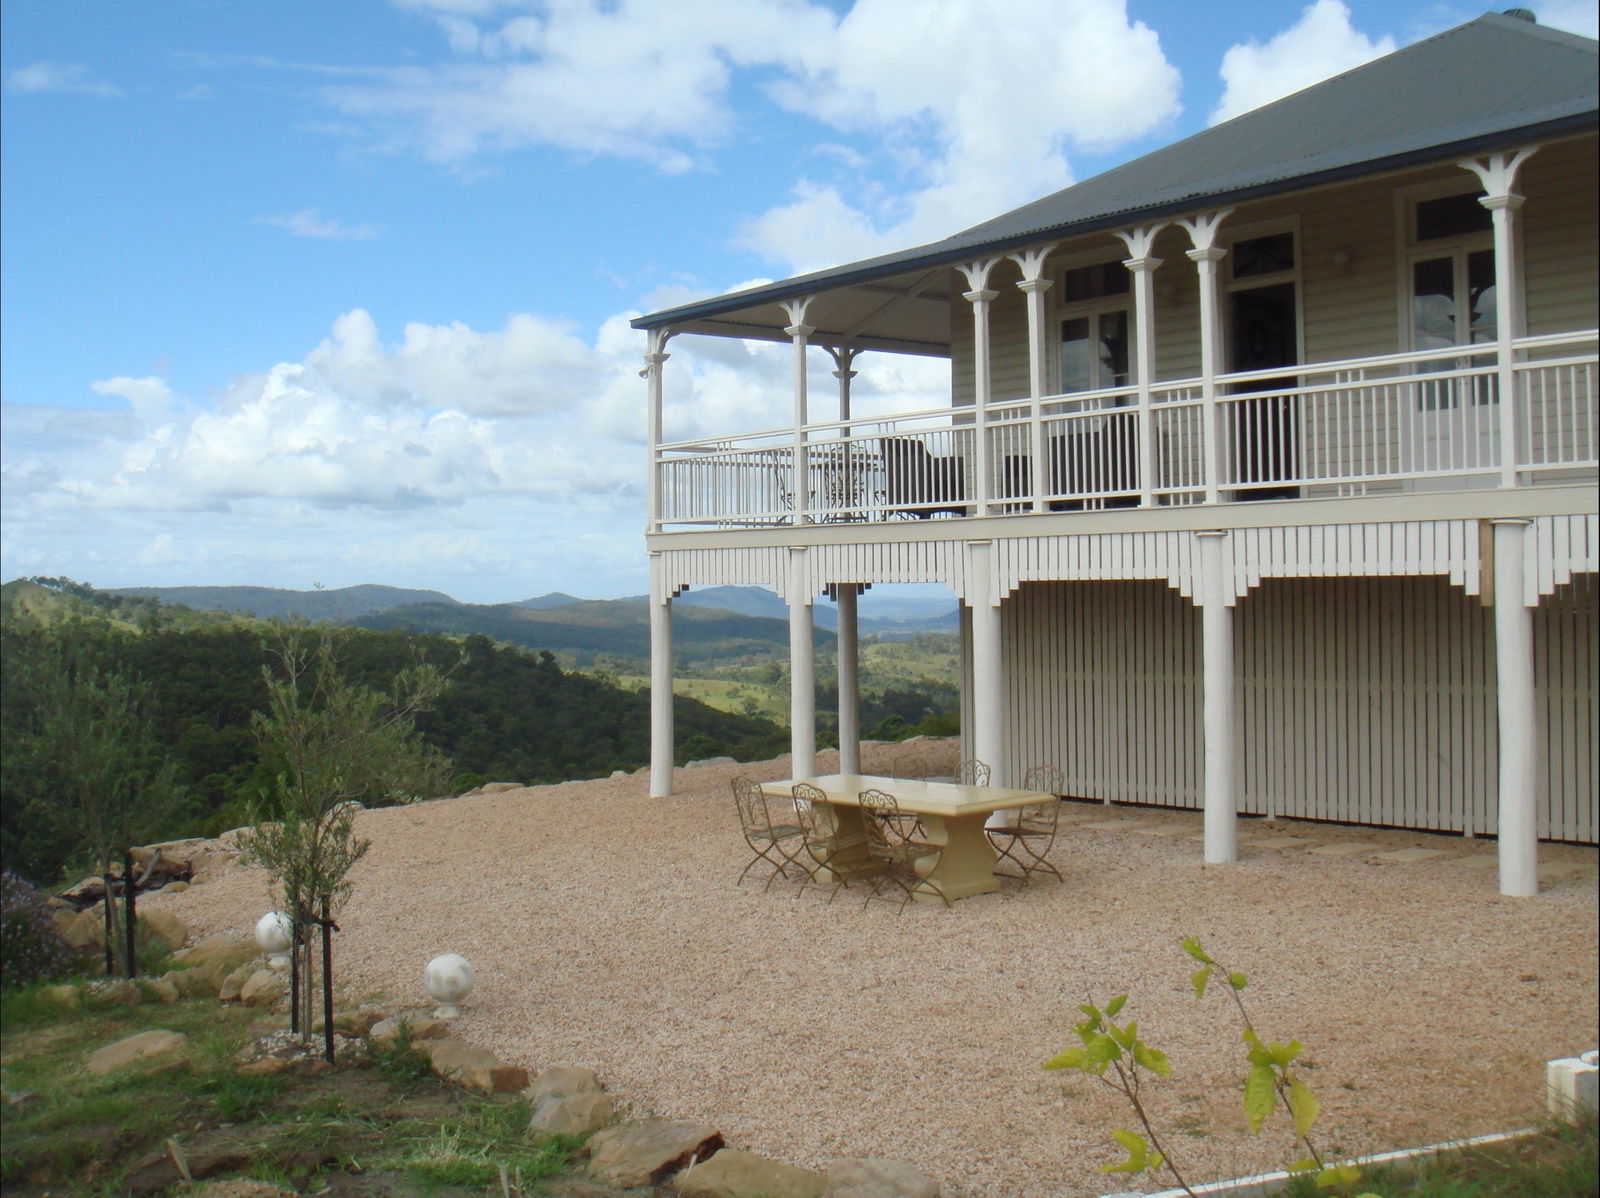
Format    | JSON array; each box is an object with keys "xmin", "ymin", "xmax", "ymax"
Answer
[
  {"xmin": 424, "ymin": 953, "xmax": 474, "ymax": 1018},
  {"xmin": 255, "ymin": 911, "xmax": 293, "ymax": 970}
]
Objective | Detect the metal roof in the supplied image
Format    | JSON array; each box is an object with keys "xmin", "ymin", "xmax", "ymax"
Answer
[{"xmin": 633, "ymin": 12, "xmax": 1597, "ymax": 353}]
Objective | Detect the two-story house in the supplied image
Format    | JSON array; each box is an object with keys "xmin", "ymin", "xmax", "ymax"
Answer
[{"xmin": 632, "ymin": 11, "xmax": 1598, "ymax": 896}]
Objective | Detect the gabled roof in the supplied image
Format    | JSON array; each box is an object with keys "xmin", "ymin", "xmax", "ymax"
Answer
[{"xmin": 634, "ymin": 12, "xmax": 1597, "ymax": 352}]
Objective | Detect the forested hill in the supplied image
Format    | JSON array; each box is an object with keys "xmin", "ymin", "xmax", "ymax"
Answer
[
  {"xmin": 108, "ymin": 583, "xmax": 458, "ymax": 621},
  {"xmin": 355, "ymin": 597, "xmax": 831, "ymax": 667},
  {"xmin": 1, "ymin": 581, "xmax": 787, "ymax": 885}
]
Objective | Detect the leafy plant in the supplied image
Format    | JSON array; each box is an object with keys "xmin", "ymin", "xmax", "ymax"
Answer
[
  {"xmin": 1044, "ymin": 936, "xmax": 1378, "ymax": 1198},
  {"xmin": 0, "ymin": 872, "xmax": 75, "ymax": 989}
]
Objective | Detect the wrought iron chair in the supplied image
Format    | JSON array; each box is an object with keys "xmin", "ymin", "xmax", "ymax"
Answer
[
  {"xmin": 857, "ymin": 788, "xmax": 951, "ymax": 913},
  {"xmin": 731, "ymin": 776, "xmax": 807, "ymax": 892},
  {"xmin": 956, "ymin": 758, "xmax": 992, "ymax": 787},
  {"xmin": 986, "ymin": 764, "xmax": 1066, "ymax": 885},
  {"xmin": 880, "ymin": 436, "xmax": 967, "ymax": 519},
  {"xmin": 791, "ymin": 782, "xmax": 858, "ymax": 903}
]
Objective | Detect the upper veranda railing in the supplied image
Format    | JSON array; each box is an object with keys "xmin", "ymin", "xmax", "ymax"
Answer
[{"xmin": 651, "ymin": 331, "xmax": 1597, "ymax": 529}]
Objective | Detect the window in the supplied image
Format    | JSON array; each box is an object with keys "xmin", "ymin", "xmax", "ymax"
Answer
[
  {"xmin": 1406, "ymin": 189, "xmax": 1496, "ymax": 408},
  {"xmin": 1057, "ymin": 261, "xmax": 1133, "ymax": 396}
]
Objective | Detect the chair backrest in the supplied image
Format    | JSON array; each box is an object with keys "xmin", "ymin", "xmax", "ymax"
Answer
[
  {"xmin": 731, "ymin": 775, "xmax": 770, "ymax": 836},
  {"xmin": 956, "ymin": 758, "xmax": 991, "ymax": 787},
  {"xmin": 791, "ymin": 782, "xmax": 832, "ymax": 840},
  {"xmin": 857, "ymin": 788, "xmax": 903, "ymax": 851},
  {"xmin": 1023, "ymin": 764, "xmax": 1064, "ymax": 795}
]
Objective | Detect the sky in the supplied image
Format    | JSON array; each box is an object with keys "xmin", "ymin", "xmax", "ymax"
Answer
[{"xmin": 4, "ymin": 0, "xmax": 1596, "ymax": 604}]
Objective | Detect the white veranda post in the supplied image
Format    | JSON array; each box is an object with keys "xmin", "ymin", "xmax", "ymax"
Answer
[
  {"xmin": 959, "ymin": 258, "xmax": 1002, "ymax": 514},
  {"xmin": 1116, "ymin": 224, "xmax": 1168, "ymax": 507},
  {"xmin": 643, "ymin": 328, "xmax": 673, "ymax": 532},
  {"xmin": 1461, "ymin": 148, "xmax": 1536, "ymax": 490},
  {"xmin": 1180, "ymin": 211, "xmax": 1232, "ymax": 504},
  {"xmin": 648, "ymin": 553, "xmax": 674, "ymax": 798},
  {"xmin": 1009, "ymin": 244, "xmax": 1057, "ymax": 512},
  {"xmin": 1492, "ymin": 518, "xmax": 1539, "ymax": 896},
  {"xmin": 782, "ymin": 297, "xmax": 815, "ymax": 523},
  {"xmin": 1196, "ymin": 530, "xmax": 1237, "ymax": 863},
  {"xmin": 787, "ymin": 547, "xmax": 816, "ymax": 779}
]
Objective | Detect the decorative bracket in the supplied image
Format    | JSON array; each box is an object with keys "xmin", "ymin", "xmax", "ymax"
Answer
[{"xmin": 1460, "ymin": 147, "xmax": 1538, "ymax": 201}]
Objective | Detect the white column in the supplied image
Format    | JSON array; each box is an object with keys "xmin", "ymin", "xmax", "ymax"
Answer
[
  {"xmin": 836, "ymin": 584, "xmax": 861, "ymax": 774},
  {"xmin": 1463, "ymin": 150, "xmax": 1536, "ymax": 490},
  {"xmin": 787, "ymin": 547, "xmax": 816, "ymax": 779},
  {"xmin": 966, "ymin": 540, "xmax": 1005, "ymax": 790},
  {"xmin": 782, "ymin": 298, "xmax": 815, "ymax": 523},
  {"xmin": 643, "ymin": 329, "xmax": 673, "ymax": 532},
  {"xmin": 1492, "ymin": 518, "xmax": 1538, "ymax": 896},
  {"xmin": 1180, "ymin": 212, "xmax": 1231, "ymax": 505},
  {"xmin": 960, "ymin": 258, "xmax": 1002, "ymax": 516},
  {"xmin": 1116, "ymin": 225, "xmax": 1168, "ymax": 507},
  {"xmin": 1010, "ymin": 244, "xmax": 1057, "ymax": 512},
  {"xmin": 1196, "ymin": 530, "xmax": 1237, "ymax": 863},
  {"xmin": 648, "ymin": 553, "xmax": 675, "ymax": 798},
  {"xmin": 829, "ymin": 345, "xmax": 861, "ymax": 519}
]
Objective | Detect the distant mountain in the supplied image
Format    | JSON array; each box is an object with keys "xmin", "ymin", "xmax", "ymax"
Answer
[
  {"xmin": 516, "ymin": 592, "xmax": 585, "ymax": 608},
  {"xmin": 355, "ymin": 596, "xmax": 834, "ymax": 667},
  {"xmin": 672, "ymin": 585, "xmax": 957, "ymax": 636},
  {"xmin": 106, "ymin": 584, "xmax": 459, "ymax": 622}
]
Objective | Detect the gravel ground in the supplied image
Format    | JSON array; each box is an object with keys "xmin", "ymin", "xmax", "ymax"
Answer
[{"xmin": 152, "ymin": 744, "xmax": 1599, "ymax": 1197}]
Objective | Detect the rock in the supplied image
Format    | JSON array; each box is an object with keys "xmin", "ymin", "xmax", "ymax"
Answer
[
  {"xmin": 63, "ymin": 907, "xmax": 107, "ymax": 950},
  {"xmin": 173, "ymin": 932, "xmax": 256, "ymax": 969},
  {"xmin": 139, "ymin": 977, "xmax": 180, "ymax": 1004},
  {"xmin": 38, "ymin": 983, "xmax": 81, "ymax": 1011},
  {"xmin": 531, "ymin": 1064, "xmax": 604, "ymax": 1101},
  {"xmin": 164, "ymin": 967, "xmax": 212, "ymax": 998},
  {"xmin": 124, "ymin": 1138, "xmax": 255, "ymax": 1194},
  {"xmin": 421, "ymin": 1038, "xmax": 529, "ymax": 1094},
  {"xmin": 217, "ymin": 964, "xmax": 255, "ymax": 1003},
  {"xmin": 313, "ymin": 1008, "xmax": 381, "ymax": 1037},
  {"xmin": 86, "ymin": 1029, "xmax": 190, "ymax": 1076},
  {"xmin": 530, "ymin": 1090, "xmax": 615, "ymax": 1135},
  {"xmin": 237, "ymin": 1057, "xmax": 293, "ymax": 1078},
  {"xmin": 50, "ymin": 908, "xmax": 78, "ymax": 939},
  {"xmin": 480, "ymin": 782, "xmax": 523, "ymax": 793},
  {"xmin": 369, "ymin": 1016, "xmax": 449, "ymax": 1044},
  {"xmin": 140, "ymin": 908, "xmax": 189, "ymax": 951},
  {"xmin": 162, "ymin": 880, "xmax": 190, "ymax": 894},
  {"xmin": 675, "ymin": 1149, "xmax": 826, "ymax": 1198},
  {"xmin": 91, "ymin": 979, "xmax": 142, "ymax": 1007},
  {"xmin": 586, "ymin": 1120, "xmax": 725, "ymax": 1189},
  {"xmin": 686, "ymin": 756, "xmax": 737, "ymax": 768},
  {"xmin": 191, "ymin": 1181, "xmax": 296, "ymax": 1198},
  {"xmin": 823, "ymin": 1159, "xmax": 941, "ymax": 1198},
  {"xmin": 239, "ymin": 970, "xmax": 287, "ymax": 1007},
  {"xmin": 610, "ymin": 770, "xmax": 629, "ymax": 779}
]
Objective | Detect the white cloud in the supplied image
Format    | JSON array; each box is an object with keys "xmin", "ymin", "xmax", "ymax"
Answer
[
  {"xmin": 257, "ymin": 208, "xmax": 381, "ymax": 240},
  {"xmin": 1211, "ymin": 0, "xmax": 1395, "ymax": 125},
  {"xmin": 6, "ymin": 61, "xmax": 121, "ymax": 96},
  {"xmin": 1535, "ymin": 1, "xmax": 1599, "ymax": 38}
]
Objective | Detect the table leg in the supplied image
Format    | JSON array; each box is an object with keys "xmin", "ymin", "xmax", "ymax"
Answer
[
  {"xmin": 914, "ymin": 813, "xmax": 1002, "ymax": 900},
  {"xmin": 810, "ymin": 803, "xmax": 883, "ymax": 883}
]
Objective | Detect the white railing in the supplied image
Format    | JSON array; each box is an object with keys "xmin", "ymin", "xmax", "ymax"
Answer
[{"xmin": 652, "ymin": 330, "xmax": 1597, "ymax": 528}]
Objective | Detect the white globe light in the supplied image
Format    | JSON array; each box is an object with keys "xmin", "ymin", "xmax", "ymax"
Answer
[
  {"xmin": 424, "ymin": 953, "xmax": 474, "ymax": 1018},
  {"xmin": 255, "ymin": 911, "xmax": 293, "ymax": 970}
]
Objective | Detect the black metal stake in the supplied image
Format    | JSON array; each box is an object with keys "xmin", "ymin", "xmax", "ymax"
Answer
[
  {"xmin": 101, "ymin": 867, "xmax": 116, "ymax": 977},
  {"xmin": 123, "ymin": 848, "xmax": 138, "ymax": 978},
  {"xmin": 321, "ymin": 896, "xmax": 336, "ymax": 1064}
]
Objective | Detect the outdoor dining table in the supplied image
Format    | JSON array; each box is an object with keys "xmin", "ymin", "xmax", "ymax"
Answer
[{"xmin": 759, "ymin": 773, "xmax": 1055, "ymax": 902}]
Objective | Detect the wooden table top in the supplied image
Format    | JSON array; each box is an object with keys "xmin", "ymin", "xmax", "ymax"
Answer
[{"xmin": 761, "ymin": 774, "xmax": 1052, "ymax": 819}]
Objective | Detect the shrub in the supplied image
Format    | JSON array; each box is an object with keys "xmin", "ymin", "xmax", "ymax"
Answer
[{"xmin": 0, "ymin": 871, "xmax": 75, "ymax": 989}]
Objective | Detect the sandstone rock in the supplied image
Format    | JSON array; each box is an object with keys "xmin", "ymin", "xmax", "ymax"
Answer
[
  {"xmin": 140, "ymin": 908, "xmax": 189, "ymax": 951},
  {"xmin": 530, "ymin": 1090, "xmax": 615, "ymax": 1135},
  {"xmin": 480, "ymin": 782, "xmax": 523, "ymax": 793},
  {"xmin": 531, "ymin": 1064, "xmax": 604, "ymax": 1101},
  {"xmin": 139, "ymin": 977, "xmax": 180, "ymax": 1004},
  {"xmin": 239, "ymin": 970, "xmax": 287, "ymax": 1007},
  {"xmin": 369, "ymin": 1016, "xmax": 449, "ymax": 1044},
  {"xmin": 91, "ymin": 979, "xmax": 142, "ymax": 1007},
  {"xmin": 86, "ymin": 1029, "xmax": 190, "ymax": 1076},
  {"xmin": 237, "ymin": 1058, "xmax": 293, "ymax": 1078},
  {"xmin": 422, "ymin": 1038, "xmax": 528, "ymax": 1094},
  {"xmin": 39, "ymin": 983, "xmax": 81, "ymax": 1011},
  {"xmin": 217, "ymin": 964, "xmax": 255, "ymax": 1003},
  {"xmin": 191, "ymin": 1180, "xmax": 296, "ymax": 1198},
  {"xmin": 675, "ymin": 1149, "xmax": 826, "ymax": 1198},
  {"xmin": 162, "ymin": 880, "xmax": 190, "ymax": 893},
  {"xmin": 313, "ymin": 1007, "xmax": 381, "ymax": 1037},
  {"xmin": 63, "ymin": 907, "xmax": 107, "ymax": 950},
  {"xmin": 173, "ymin": 932, "xmax": 256, "ymax": 969},
  {"xmin": 586, "ymin": 1120, "xmax": 725, "ymax": 1189},
  {"xmin": 824, "ymin": 1159, "xmax": 940, "ymax": 1198},
  {"xmin": 165, "ymin": 967, "xmax": 212, "ymax": 998},
  {"xmin": 50, "ymin": 909, "xmax": 78, "ymax": 939},
  {"xmin": 124, "ymin": 1138, "xmax": 255, "ymax": 1194}
]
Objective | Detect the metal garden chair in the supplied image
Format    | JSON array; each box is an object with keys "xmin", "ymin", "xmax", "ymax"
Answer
[
  {"xmin": 731, "ymin": 775, "xmax": 807, "ymax": 892},
  {"xmin": 986, "ymin": 764, "xmax": 1066, "ymax": 885},
  {"xmin": 956, "ymin": 758, "xmax": 992, "ymax": 786},
  {"xmin": 791, "ymin": 782, "xmax": 858, "ymax": 903},
  {"xmin": 857, "ymin": 788, "xmax": 950, "ymax": 913}
]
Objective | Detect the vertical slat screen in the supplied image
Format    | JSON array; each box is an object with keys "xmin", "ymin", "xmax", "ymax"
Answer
[{"xmin": 1535, "ymin": 573, "xmax": 1596, "ymax": 842}]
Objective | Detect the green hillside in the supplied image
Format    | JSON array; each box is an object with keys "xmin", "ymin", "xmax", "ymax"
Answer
[{"xmin": 106, "ymin": 583, "xmax": 458, "ymax": 621}]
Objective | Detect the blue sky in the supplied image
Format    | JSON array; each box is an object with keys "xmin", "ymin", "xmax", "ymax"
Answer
[{"xmin": 4, "ymin": 1, "xmax": 1595, "ymax": 603}]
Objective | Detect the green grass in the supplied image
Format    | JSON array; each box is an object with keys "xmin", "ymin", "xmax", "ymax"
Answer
[
  {"xmin": 1281, "ymin": 1120, "xmax": 1597, "ymax": 1197},
  {"xmin": 368, "ymin": 1099, "xmax": 583, "ymax": 1191}
]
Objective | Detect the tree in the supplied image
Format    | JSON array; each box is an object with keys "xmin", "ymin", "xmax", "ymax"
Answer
[{"xmin": 237, "ymin": 631, "xmax": 452, "ymax": 1055}]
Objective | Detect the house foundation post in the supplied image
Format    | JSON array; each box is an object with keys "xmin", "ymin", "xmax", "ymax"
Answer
[
  {"xmin": 1196, "ymin": 530, "xmax": 1237, "ymax": 863},
  {"xmin": 1180, "ymin": 212, "xmax": 1231, "ymax": 504},
  {"xmin": 836, "ymin": 584, "xmax": 861, "ymax": 773},
  {"xmin": 966, "ymin": 540, "xmax": 1006, "ymax": 802},
  {"xmin": 787, "ymin": 547, "xmax": 816, "ymax": 778},
  {"xmin": 1492, "ymin": 518, "xmax": 1538, "ymax": 896},
  {"xmin": 1117, "ymin": 224, "xmax": 1168, "ymax": 508},
  {"xmin": 648, "ymin": 553, "xmax": 674, "ymax": 798}
]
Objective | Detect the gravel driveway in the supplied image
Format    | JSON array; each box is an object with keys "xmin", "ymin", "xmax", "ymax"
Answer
[{"xmin": 154, "ymin": 746, "xmax": 1600, "ymax": 1197}]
